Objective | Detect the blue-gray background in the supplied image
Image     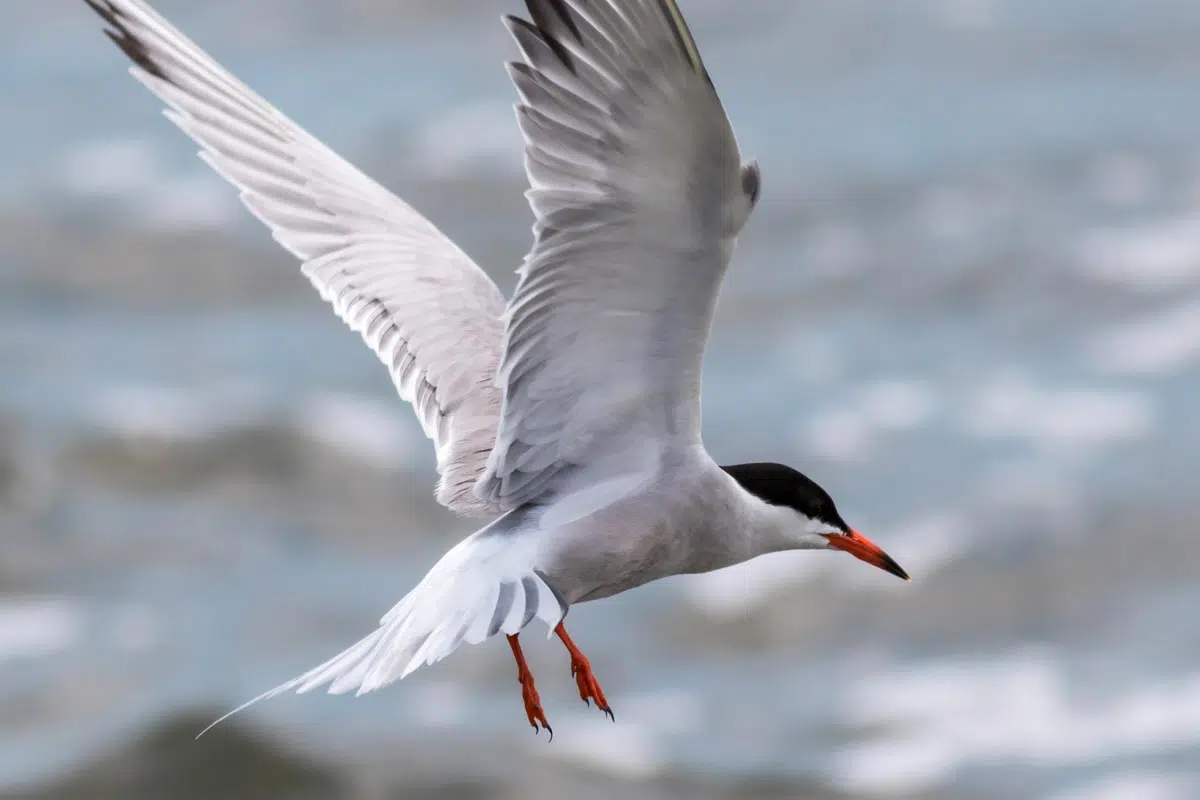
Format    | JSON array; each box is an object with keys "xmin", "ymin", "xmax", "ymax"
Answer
[{"xmin": 2, "ymin": 1, "xmax": 1199, "ymax": 797}]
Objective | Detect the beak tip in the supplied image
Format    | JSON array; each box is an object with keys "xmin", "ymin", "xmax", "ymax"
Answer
[
  {"xmin": 828, "ymin": 530, "xmax": 911, "ymax": 582},
  {"xmin": 883, "ymin": 556, "xmax": 911, "ymax": 583}
]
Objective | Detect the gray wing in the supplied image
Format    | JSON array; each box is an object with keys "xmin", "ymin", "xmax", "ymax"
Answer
[
  {"xmin": 85, "ymin": 0, "xmax": 508, "ymax": 517},
  {"xmin": 475, "ymin": 0, "xmax": 761, "ymax": 506}
]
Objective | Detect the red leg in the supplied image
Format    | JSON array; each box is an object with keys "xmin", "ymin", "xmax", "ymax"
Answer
[
  {"xmin": 554, "ymin": 622, "xmax": 614, "ymax": 721},
  {"xmin": 506, "ymin": 633, "xmax": 552, "ymax": 739}
]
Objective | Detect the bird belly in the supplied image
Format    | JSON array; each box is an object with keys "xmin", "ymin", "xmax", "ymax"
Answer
[
  {"xmin": 543, "ymin": 524, "xmax": 689, "ymax": 604},
  {"xmin": 537, "ymin": 478, "xmax": 743, "ymax": 605}
]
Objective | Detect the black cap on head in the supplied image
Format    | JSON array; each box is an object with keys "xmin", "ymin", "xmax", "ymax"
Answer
[{"xmin": 721, "ymin": 462, "xmax": 848, "ymax": 531}]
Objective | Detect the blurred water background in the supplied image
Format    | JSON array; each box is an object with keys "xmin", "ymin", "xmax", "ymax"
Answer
[{"xmin": 2, "ymin": 0, "xmax": 1200, "ymax": 797}]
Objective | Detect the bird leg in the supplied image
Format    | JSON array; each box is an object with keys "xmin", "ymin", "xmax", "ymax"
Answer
[
  {"xmin": 554, "ymin": 622, "xmax": 614, "ymax": 721},
  {"xmin": 506, "ymin": 633, "xmax": 551, "ymax": 739}
]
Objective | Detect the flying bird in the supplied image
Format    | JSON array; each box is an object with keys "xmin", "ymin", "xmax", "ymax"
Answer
[{"xmin": 83, "ymin": 0, "xmax": 910, "ymax": 738}]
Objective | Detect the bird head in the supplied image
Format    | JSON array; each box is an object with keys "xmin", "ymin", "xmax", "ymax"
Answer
[{"xmin": 721, "ymin": 462, "xmax": 910, "ymax": 581}]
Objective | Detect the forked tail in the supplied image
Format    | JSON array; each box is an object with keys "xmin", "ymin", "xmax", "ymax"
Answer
[{"xmin": 199, "ymin": 530, "xmax": 566, "ymax": 736}]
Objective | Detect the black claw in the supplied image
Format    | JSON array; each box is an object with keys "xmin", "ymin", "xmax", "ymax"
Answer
[
  {"xmin": 532, "ymin": 720, "xmax": 553, "ymax": 742},
  {"xmin": 603, "ymin": 708, "xmax": 615, "ymax": 723}
]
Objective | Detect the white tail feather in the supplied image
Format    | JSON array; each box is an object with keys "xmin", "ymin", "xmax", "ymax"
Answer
[{"xmin": 199, "ymin": 528, "xmax": 565, "ymax": 737}]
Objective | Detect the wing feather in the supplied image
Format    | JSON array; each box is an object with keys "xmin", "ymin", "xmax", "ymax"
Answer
[
  {"xmin": 476, "ymin": 0, "xmax": 760, "ymax": 508},
  {"xmin": 84, "ymin": 0, "xmax": 508, "ymax": 516}
]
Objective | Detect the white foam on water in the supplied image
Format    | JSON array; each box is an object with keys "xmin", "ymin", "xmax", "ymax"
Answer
[
  {"xmin": 57, "ymin": 137, "xmax": 163, "ymax": 199},
  {"xmin": 962, "ymin": 373, "xmax": 1154, "ymax": 452},
  {"xmin": 0, "ymin": 598, "xmax": 82, "ymax": 662},
  {"xmin": 677, "ymin": 550, "xmax": 826, "ymax": 620},
  {"xmin": 293, "ymin": 392, "xmax": 416, "ymax": 469},
  {"xmin": 539, "ymin": 719, "xmax": 665, "ymax": 779},
  {"xmin": 1076, "ymin": 213, "xmax": 1200, "ymax": 292},
  {"xmin": 859, "ymin": 379, "xmax": 940, "ymax": 433},
  {"xmin": 779, "ymin": 335, "xmax": 842, "ymax": 386},
  {"xmin": 831, "ymin": 648, "xmax": 1200, "ymax": 795},
  {"xmin": 1049, "ymin": 771, "xmax": 1198, "ymax": 800},
  {"xmin": 831, "ymin": 734, "xmax": 960, "ymax": 797},
  {"xmin": 1089, "ymin": 153, "xmax": 1159, "ymax": 208},
  {"xmin": 88, "ymin": 383, "xmax": 267, "ymax": 441},
  {"xmin": 408, "ymin": 680, "xmax": 469, "ymax": 728},
  {"xmin": 801, "ymin": 406, "xmax": 877, "ymax": 463},
  {"xmin": 411, "ymin": 100, "xmax": 522, "ymax": 178},
  {"xmin": 89, "ymin": 384, "xmax": 418, "ymax": 469},
  {"xmin": 616, "ymin": 688, "xmax": 703, "ymax": 736},
  {"xmin": 134, "ymin": 172, "xmax": 238, "ymax": 232},
  {"xmin": 536, "ymin": 689, "xmax": 698, "ymax": 776},
  {"xmin": 976, "ymin": 459, "xmax": 1083, "ymax": 533},
  {"xmin": 799, "ymin": 379, "xmax": 940, "ymax": 463},
  {"xmin": 58, "ymin": 138, "xmax": 237, "ymax": 230},
  {"xmin": 801, "ymin": 221, "xmax": 871, "ymax": 277},
  {"xmin": 1087, "ymin": 300, "xmax": 1200, "ymax": 377}
]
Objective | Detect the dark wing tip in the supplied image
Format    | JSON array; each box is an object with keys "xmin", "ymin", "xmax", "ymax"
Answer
[
  {"xmin": 84, "ymin": 0, "xmax": 169, "ymax": 81},
  {"xmin": 521, "ymin": 0, "xmax": 580, "ymax": 75},
  {"xmin": 527, "ymin": 0, "xmax": 583, "ymax": 44},
  {"xmin": 505, "ymin": 15, "xmax": 570, "ymax": 76}
]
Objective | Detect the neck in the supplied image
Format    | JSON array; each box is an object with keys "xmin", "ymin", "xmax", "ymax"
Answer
[{"xmin": 726, "ymin": 479, "xmax": 817, "ymax": 558}]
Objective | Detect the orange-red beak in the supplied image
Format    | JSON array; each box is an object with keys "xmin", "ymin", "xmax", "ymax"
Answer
[{"xmin": 823, "ymin": 529, "xmax": 910, "ymax": 581}]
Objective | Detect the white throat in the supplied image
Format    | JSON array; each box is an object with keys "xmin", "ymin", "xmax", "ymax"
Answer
[{"xmin": 733, "ymin": 482, "xmax": 835, "ymax": 556}]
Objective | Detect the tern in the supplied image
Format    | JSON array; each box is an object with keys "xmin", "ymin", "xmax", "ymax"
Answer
[{"xmin": 85, "ymin": 0, "xmax": 910, "ymax": 737}]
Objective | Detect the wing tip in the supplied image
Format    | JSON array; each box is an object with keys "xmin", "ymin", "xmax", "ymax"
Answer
[
  {"xmin": 86, "ymin": 0, "xmax": 171, "ymax": 82},
  {"xmin": 526, "ymin": 0, "xmax": 584, "ymax": 45},
  {"xmin": 512, "ymin": 2, "xmax": 579, "ymax": 75}
]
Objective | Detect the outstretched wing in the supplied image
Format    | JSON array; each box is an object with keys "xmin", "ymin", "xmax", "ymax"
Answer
[
  {"xmin": 476, "ymin": 0, "xmax": 760, "ymax": 507},
  {"xmin": 85, "ymin": 0, "xmax": 509, "ymax": 516}
]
